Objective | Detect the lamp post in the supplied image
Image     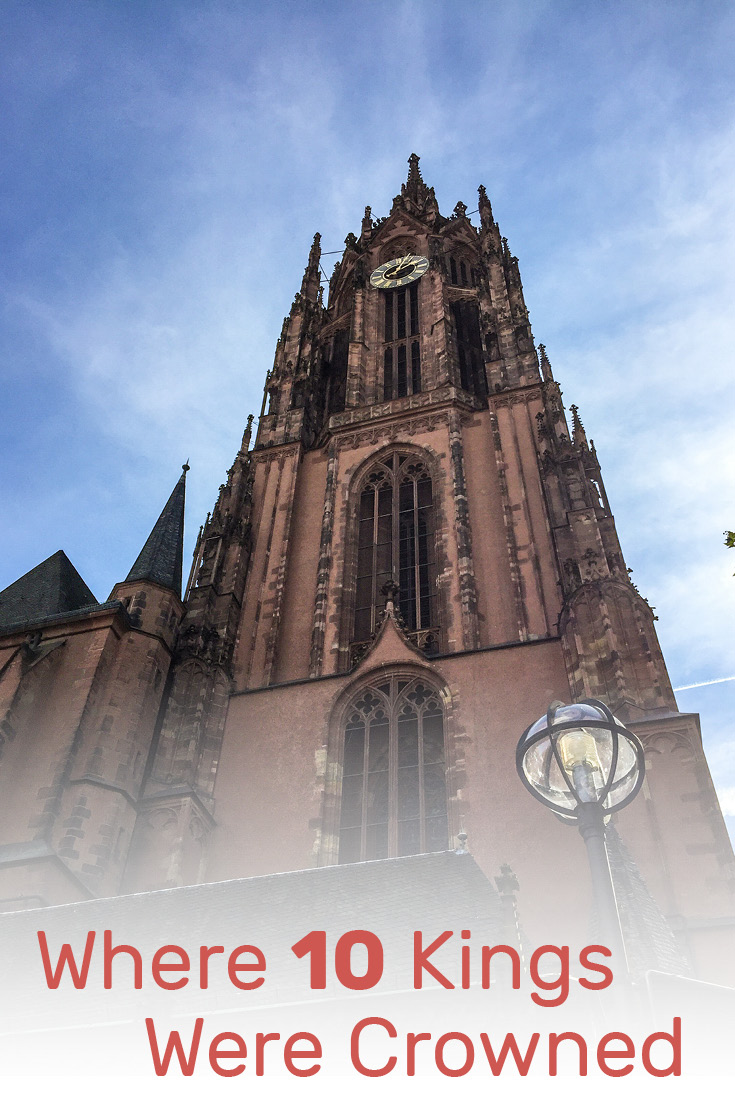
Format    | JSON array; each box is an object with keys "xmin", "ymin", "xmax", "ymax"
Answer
[{"xmin": 516, "ymin": 699, "xmax": 646, "ymax": 975}]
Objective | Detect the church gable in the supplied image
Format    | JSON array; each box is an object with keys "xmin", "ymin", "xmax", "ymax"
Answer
[{"xmin": 351, "ymin": 603, "xmax": 435, "ymax": 674}]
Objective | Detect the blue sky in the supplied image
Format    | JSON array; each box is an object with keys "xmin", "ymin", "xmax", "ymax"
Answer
[{"xmin": 2, "ymin": 0, "xmax": 734, "ymax": 835}]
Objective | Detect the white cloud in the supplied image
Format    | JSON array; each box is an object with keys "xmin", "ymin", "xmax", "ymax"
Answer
[{"xmin": 2, "ymin": 4, "xmax": 735, "ymax": 777}]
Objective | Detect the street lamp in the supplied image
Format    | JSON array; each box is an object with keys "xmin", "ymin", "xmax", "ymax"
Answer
[{"xmin": 516, "ymin": 699, "xmax": 646, "ymax": 974}]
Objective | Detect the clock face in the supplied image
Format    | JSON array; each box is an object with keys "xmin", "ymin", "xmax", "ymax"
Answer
[{"xmin": 370, "ymin": 253, "xmax": 429, "ymax": 289}]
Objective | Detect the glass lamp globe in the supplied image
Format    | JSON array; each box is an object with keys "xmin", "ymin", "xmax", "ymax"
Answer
[{"xmin": 516, "ymin": 699, "xmax": 645, "ymax": 820}]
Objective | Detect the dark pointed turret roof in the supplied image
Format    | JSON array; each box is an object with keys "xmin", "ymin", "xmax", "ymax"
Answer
[
  {"xmin": 0, "ymin": 551, "xmax": 98, "ymax": 630},
  {"xmin": 125, "ymin": 467, "xmax": 187, "ymax": 596}
]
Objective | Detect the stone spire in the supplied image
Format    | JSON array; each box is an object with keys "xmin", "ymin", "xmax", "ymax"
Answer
[
  {"xmin": 240, "ymin": 413, "xmax": 254, "ymax": 455},
  {"xmin": 538, "ymin": 344, "xmax": 554, "ymax": 382},
  {"xmin": 389, "ymin": 153, "xmax": 439, "ymax": 222},
  {"xmin": 361, "ymin": 205, "xmax": 373, "ymax": 242},
  {"xmin": 126, "ymin": 466, "xmax": 187, "ymax": 596},
  {"xmin": 300, "ymin": 232, "xmax": 322, "ymax": 304},
  {"xmin": 570, "ymin": 404, "xmax": 589, "ymax": 448},
  {"xmin": 400, "ymin": 153, "xmax": 434, "ymax": 209},
  {"xmin": 405, "ymin": 152, "xmax": 424, "ymax": 195},
  {"xmin": 478, "ymin": 184, "xmax": 494, "ymax": 230}
]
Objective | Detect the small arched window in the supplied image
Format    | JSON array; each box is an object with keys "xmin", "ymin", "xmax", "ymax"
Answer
[
  {"xmin": 353, "ymin": 453, "xmax": 437, "ymax": 650},
  {"xmin": 338, "ymin": 676, "xmax": 448, "ymax": 863}
]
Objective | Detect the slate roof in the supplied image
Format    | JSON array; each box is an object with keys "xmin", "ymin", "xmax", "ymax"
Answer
[
  {"xmin": 0, "ymin": 550, "xmax": 99, "ymax": 631},
  {"xmin": 0, "ymin": 852, "xmax": 502, "ymax": 1031},
  {"xmin": 608, "ymin": 826, "xmax": 691, "ymax": 977},
  {"xmin": 125, "ymin": 469, "xmax": 186, "ymax": 595}
]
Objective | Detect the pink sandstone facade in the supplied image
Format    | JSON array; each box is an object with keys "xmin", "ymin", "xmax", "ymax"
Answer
[{"xmin": 1, "ymin": 156, "xmax": 732, "ymax": 983}]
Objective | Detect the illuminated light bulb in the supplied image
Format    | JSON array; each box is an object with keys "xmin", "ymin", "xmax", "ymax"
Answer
[{"xmin": 557, "ymin": 730, "xmax": 602, "ymax": 772}]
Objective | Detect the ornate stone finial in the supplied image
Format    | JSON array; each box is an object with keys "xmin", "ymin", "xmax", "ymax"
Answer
[
  {"xmin": 407, "ymin": 152, "xmax": 423, "ymax": 184},
  {"xmin": 453, "ymin": 200, "xmax": 468, "ymax": 219},
  {"xmin": 241, "ymin": 414, "xmax": 254, "ymax": 453},
  {"xmin": 307, "ymin": 232, "xmax": 321, "ymax": 267},
  {"xmin": 381, "ymin": 579, "xmax": 399, "ymax": 615},
  {"xmin": 300, "ymin": 233, "xmax": 322, "ymax": 303},
  {"xmin": 401, "ymin": 153, "xmax": 430, "ymax": 207},
  {"xmin": 182, "ymin": 460, "xmax": 190, "ymax": 474},
  {"xmin": 361, "ymin": 205, "xmax": 373, "ymax": 242},
  {"xmin": 478, "ymin": 184, "xmax": 494, "ymax": 229},
  {"xmin": 570, "ymin": 404, "xmax": 588, "ymax": 447},
  {"xmin": 538, "ymin": 343, "xmax": 554, "ymax": 382}
]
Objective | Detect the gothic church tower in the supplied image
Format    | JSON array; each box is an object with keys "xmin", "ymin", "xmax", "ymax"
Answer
[
  {"xmin": 125, "ymin": 156, "xmax": 733, "ymax": 978},
  {"xmin": 0, "ymin": 157, "xmax": 732, "ymax": 982}
]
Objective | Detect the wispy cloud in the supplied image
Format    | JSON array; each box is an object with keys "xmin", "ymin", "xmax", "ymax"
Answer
[{"xmin": 2, "ymin": 0, "xmax": 735, "ymax": 833}]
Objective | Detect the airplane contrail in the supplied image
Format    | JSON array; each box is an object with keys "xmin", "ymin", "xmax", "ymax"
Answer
[{"xmin": 674, "ymin": 675, "xmax": 735, "ymax": 692}]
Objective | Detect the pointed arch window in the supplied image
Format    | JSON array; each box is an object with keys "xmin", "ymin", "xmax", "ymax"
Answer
[
  {"xmin": 383, "ymin": 287, "xmax": 421, "ymax": 399},
  {"xmin": 448, "ymin": 253, "xmax": 478, "ymax": 290},
  {"xmin": 452, "ymin": 299, "xmax": 488, "ymax": 398},
  {"xmin": 353, "ymin": 454, "xmax": 438, "ymax": 652},
  {"xmin": 338, "ymin": 677, "xmax": 448, "ymax": 862}
]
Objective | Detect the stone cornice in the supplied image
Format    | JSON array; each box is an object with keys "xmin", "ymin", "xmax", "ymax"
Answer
[{"xmin": 328, "ymin": 385, "xmax": 483, "ymax": 434}]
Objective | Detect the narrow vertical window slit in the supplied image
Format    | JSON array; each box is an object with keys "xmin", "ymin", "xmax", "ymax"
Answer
[
  {"xmin": 383, "ymin": 348, "xmax": 393, "ymax": 401},
  {"xmin": 411, "ymin": 342, "xmax": 421, "ymax": 394}
]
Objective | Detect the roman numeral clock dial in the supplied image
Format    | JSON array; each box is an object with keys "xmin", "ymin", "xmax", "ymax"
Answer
[{"xmin": 369, "ymin": 253, "xmax": 429, "ymax": 289}]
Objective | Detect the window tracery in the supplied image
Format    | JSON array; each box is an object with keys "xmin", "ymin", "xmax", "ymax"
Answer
[
  {"xmin": 383, "ymin": 286, "xmax": 421, "ymax": 399},
  {"xmin": 338, "ymin": 675, "xmax": 448, "ymax": 863},
  {"xmin": 353, "ymin": 453, "xmax": 437, "ymax": 652},
  {"xmin": 448, "ymin": 252, "xmax": 477, "ymax": 288}
]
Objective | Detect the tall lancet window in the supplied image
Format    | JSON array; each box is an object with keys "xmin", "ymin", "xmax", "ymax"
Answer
[
  {"xmin": 383, "ymin": 286, "xmax": 421, "ymax": 400},
  {"xmin": 353, "ymin": 453, "xmax": 437, "ymax": 651},
  {"xmin": 452, "ymin": 299, "xmax": 488, "ymax": 398},
  {"xmin": 338, "ymin": 676, "xmax": 448, "ymax": 863}
]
